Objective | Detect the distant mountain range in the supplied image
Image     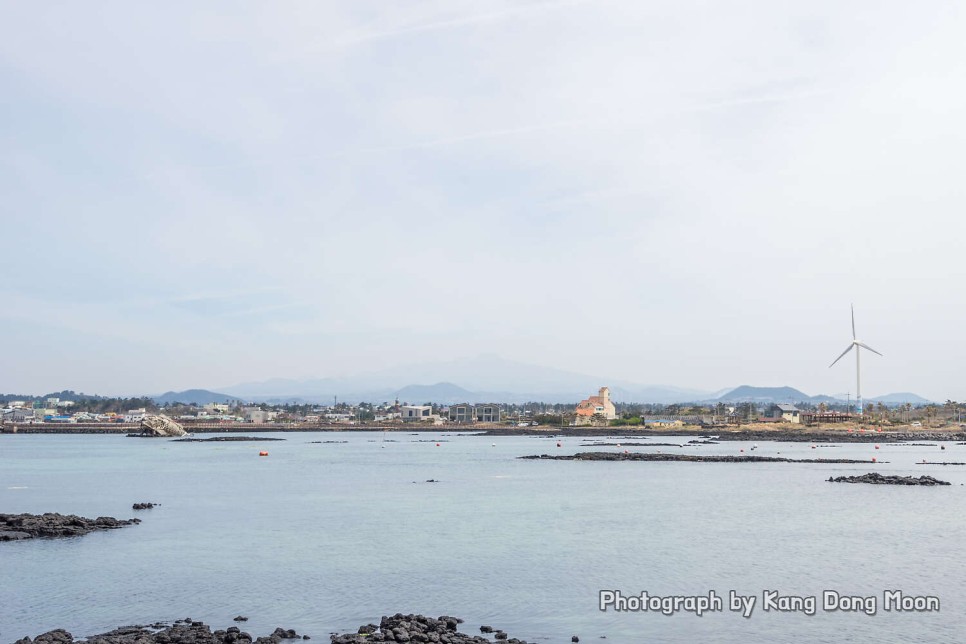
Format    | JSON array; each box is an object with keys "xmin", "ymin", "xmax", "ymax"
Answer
[
  {"xmin": 713, "ymin": 385, "xmax": 930, "ymax": 406},
  {"xmin": 212, "ymin": 355, "xmax": 712, "ymax": 404},
  {"xmin": 153, "ymin": 389, "xmax": 243, "ymax": 405},
  {"xmin": 142, "ymin": 356, "xmax": 932, "ymax": 406}
]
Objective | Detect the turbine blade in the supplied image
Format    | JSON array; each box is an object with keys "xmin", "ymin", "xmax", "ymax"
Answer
[
  {"xmin": 856, "ymin": 341, "xmax": 883, "ymax": 356},
  {"xmin": 851, "ymin": 304, "xmax": 856, "ymax": 340},
  {"xmin": 829, "ymin": 344, "xmax": 854, "ymax": 368}
]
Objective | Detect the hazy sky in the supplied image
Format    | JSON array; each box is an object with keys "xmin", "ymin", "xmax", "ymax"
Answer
[{"xmin": 2, "ymin": 1, "xmax": 964, "ymax": 399}]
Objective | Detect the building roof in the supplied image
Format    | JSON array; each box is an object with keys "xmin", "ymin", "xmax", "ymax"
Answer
[{"xmin": 776, "ymin": 404, "xmax": 799, "ymax": 412}]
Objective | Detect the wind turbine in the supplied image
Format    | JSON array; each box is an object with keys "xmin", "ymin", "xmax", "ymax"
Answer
[{"xmin": 829, "ymin": 305, "xmax": 883, "ymax": 416}]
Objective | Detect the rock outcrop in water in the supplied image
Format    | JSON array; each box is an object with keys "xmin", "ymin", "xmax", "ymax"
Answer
[
  {"xmin": 138, "ymin": 415, "xmax": 187, "ymax": 437},
  {"xmin": 329, "ymin": 614, "xmax": 529, "ymax": 644},
  {"xmin": 13, "ymin": 620, "xmax": 306, "ymax": 644},
  {"xmin": 827, "ymin": 473, "xmax": 951, "ymax": 486},
  {"xmin": 0, "ymin": 513, "xmax": 140, "ymax": 541},
  {"xmin": 13, "ymin": 616, "xmax": 530, "ymax": 644},
  {"xmin": 520, "ymin": 452, "xmax": 874, "ymax": 464}
]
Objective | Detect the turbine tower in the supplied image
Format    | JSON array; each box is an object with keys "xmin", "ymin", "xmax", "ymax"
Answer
[{"xmin": 829, "ymin": 305, "xmax": 883, "ymax": 416}]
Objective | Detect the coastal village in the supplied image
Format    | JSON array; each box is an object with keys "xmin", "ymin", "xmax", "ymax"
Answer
[{"xmin": 1, "ymin": 385, "xmax": 962, "ymax": 432}]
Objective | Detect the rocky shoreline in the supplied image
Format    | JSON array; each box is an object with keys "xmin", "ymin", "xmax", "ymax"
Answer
[
  {"xmin": 329, "ymin": 614, "xmax": 531, "ymax": 644},
  {"xmin": 13, "ymin": 619, "xmax": 308, "ymax": 644},
  {"xmin": 13, "ymin": 615, "xmax": 535, "ymax": 644},
  {"xmin": 827, "ymin": 473, "xmax": 951, "ymax": 486},
  {"xmin": 0, "ymin": 512, "xmax": 140, "ymax": 541},
  {"xmin": 6, "ymin": 424, "xmax": 964, "ymax": 444},
  {"xmin": 520, "ymin": 452, "xmax": 875, "ymax": 463}
]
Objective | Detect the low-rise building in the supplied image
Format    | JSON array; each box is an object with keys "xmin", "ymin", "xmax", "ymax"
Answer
[
  {"xmin": 575, "ymin": 387, "xmax": 617, "ymax": 426},
  {"xmin": 124, "ymin": 408, "xmax": 147, "ymax": 423},
  {"xmin": 475, "ymin": 404, "xmax": 501, "ymax": 423},
  {"xmin": 401, "ymin": 405, "xmax": 434, "ymax": 421},
  {"xmin": 243, "ymin": 408, "xmax": 278, "ymax": 423},
  {"xmin": 3, "ymin": 408, "xmax": 35, "ymax": 423},
  {"xmin": 448, "ymin": 404, "xmax": 473, "ymax": 423},
  {"xmin": 771, "ymin": 404, "xmax": 801, "ymax": 423}
]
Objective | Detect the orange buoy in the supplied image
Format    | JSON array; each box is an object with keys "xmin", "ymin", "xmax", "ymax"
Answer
[{"xmin": 259, "ymin": 451, "xmax": 268, "ymax": 456}]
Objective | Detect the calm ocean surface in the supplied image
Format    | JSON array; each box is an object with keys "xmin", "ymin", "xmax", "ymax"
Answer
[{"xmin": 2, "ymin": 432, "xmax": 964, "ymax": 643}]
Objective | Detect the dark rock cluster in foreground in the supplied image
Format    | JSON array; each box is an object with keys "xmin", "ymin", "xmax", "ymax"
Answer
[
  {"xmin": 13, "ymin": 616, "xmax": 535, "ymax": 644},
  {"xmin": 330, "ymin": 614, "xmax": 529, "ymax": 644},
  {"xmin": 0, "ymin": 513, "xmax": 140, "ymax": 541},
  {"xmin": 827, "ymin": 473, "xmax": 951, "ymax": 486},
  {"xmin": 520, "ymin": 452, "xmax": 873, "ymax": 464},
  {"xmin": 13, "ymin": 620, "xmax": 307, "ymax": 644}
]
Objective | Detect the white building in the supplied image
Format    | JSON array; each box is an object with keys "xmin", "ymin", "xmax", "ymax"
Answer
[
  {"xmin": 401, "ymin": 405, "xmax": 434, "ymax": 421},
  {"xmin": 124, "ymin": 408, "xmax": 147, "ymax": 423}
]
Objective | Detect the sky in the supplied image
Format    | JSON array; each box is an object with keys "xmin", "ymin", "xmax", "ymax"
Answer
[{"xmin": 2, "ymin": 1, "xmax": 965, "ymax": 400}]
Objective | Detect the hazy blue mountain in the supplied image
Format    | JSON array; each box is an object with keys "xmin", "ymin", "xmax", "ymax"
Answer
[
  {"xmin": 394, "ymin": 382, "xmax": 477, "ymax": 405},
  {"xmin": 154, "ymin": 389, "xmax": 242, "ymax": 405},
  {"xmin": 867, "ymin": 392, "xmax": 932, "ymax": 404},
  {"xmin": 217, "ymin": 354, "xmax": 712, "ymax": 404},
  {"xmin": 714, "ymin": 386, "xmax": 931, "ymax": 406},
  {"xmin": 717, "ymin": 385, "xmax": 813, "ymax": 403}
]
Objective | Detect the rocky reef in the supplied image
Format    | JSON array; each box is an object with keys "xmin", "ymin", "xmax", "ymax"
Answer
[
  {"xmin": 12, "ymin": 615, "xmax": 537, "ymax": 644},
  {"xmin": 329, "ymin": 614, "xmax": 529, "ymax": 644},
  {"xmin": 827, "ymin": 473, "xmax": 951, "ymax": 486},
  {"xmin": 0, "ymin": 513, "xmax": 140, "ymax": 541},
  {"xmin": 13, "ymin": 620, "xmax": 307, "ymax": 644},
  {"xmin": 521, "ymin": 452, "xmax": 873, "ymax": 464}
]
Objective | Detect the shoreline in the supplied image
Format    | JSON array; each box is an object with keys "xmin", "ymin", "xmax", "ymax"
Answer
[
  {"xmin": 3, "ymin": 422, "xmax": 963, "ymax": 444},
  {"xmin": 14, "ymin": 614, "xmax": 533, "ymax": 644}
]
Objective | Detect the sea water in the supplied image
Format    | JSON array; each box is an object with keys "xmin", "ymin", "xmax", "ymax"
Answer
[{"xmin": 2, "ymin": 432, "xmax": 964, "ymax": 643}]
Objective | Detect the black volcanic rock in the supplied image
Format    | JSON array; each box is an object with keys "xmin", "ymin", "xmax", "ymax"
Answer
[
  {"xmin": 827, "ymin": 473, "xmax": 951, "ymax": 486},
  {"xmin": 0, "ymin": 513, "xmax": 140, "ymax": 541},
  {"xmin": 520, "ymin": 452, "xmax": 874, "ymax": 464},
  {"xmin": 330, "ymin": 614, "xmax": 526, "ymax": 644},
  {"xmin": 14, "ymin": 621, "xmax": 303, "ymax": 644}
]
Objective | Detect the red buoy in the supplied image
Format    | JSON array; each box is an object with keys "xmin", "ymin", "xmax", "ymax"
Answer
[
  {"xmin": 556, "ymin": 442, "xmax": 562, "ymax": 447},
  {"xmin": 872, "ymin": 457, "xmax": 877, "ymax": 463},
  {"xmin": 435, "ymin": 443, "xmax": 440, "ymax": 447},
  {"xmin": 875, "ymin": 445, "xmax": 880, "ymax": 449},
  {"xmin": 259, "ymin": 451, "xmax": 268, "ymax": 456}
]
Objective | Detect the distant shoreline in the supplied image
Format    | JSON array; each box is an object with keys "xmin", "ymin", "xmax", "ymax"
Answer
[{"xmin": 2, "ymin": 422, "xmax": 963, "ymax": 443}]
